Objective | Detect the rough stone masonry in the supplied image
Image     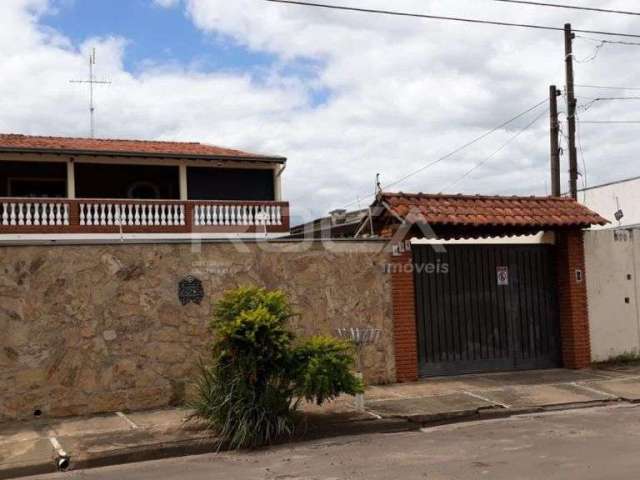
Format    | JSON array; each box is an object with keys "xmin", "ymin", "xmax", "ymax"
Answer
[{"xmin": 0, "ymin": 240, "xmax": 394, "ymax": 420}]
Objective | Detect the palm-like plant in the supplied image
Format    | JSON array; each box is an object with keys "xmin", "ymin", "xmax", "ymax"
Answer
[{"xmin": 190, "ymin": 286, "xmax": 363, "ymax": 449}]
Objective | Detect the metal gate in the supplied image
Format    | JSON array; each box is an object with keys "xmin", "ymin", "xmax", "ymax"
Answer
[{"xmin": 413, "ymin": 244, "xmax": 561, "ymax": 377}]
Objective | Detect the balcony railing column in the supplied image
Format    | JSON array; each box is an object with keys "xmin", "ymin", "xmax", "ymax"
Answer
[
  {"xmin": 67, "ymin": 160, "xmax": 76, "ymax": 199},
  {"xmin": 179, "ymin": 164, "xmax": 188, "ymax": 201}
]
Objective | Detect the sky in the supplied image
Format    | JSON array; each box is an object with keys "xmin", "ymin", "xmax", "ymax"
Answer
[{"xmin": 1, "ymin": 0, "xmax": 639, "ymax": 223}]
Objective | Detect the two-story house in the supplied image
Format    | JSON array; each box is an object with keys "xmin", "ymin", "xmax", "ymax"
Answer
[{"xmin": 0, "ymin": 134, "xmax": 289, "ymax": 241}]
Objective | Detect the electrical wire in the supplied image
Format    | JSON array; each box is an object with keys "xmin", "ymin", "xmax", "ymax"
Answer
[
  {"xmin": 575, "ymin": 35, "xmax": 640, "ymax": 47},
  {"xmin": 265, "ymin": 0, "xmax": 640, "ymax": 39},
  {"xmin": 579, "ymin": 120, "xmax": 640, "ymax": 124},
  {"xmin": 572, "ymin": 40, "xmax": 605, "ymax": 63},
  {"xmin": 577, "ymin": 96, "xmax": 640, "ymax": 113},
  {"xmin": 337, "ymin": 98, "xmax": 548, "ymax": 210},
  {"xmin": 439, "ymin": 108, "xmax": 549, "ymax": 192},
  {"xmin": 575, "ymin": 113, "xmax": 588, "ymax": 195},
  {"xmin": 577, "ymin": 96, "xmax": 640, "ymax": 101},
  {"xmin": 576, "ymin": 84, "xmax": 640, "ymax": 91},
  {"xmin": 490, "ymin": 0, "xmax": 640, "ymax": 17}
]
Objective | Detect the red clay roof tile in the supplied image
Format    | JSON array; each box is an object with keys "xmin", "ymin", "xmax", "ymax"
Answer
[
  {"xmin": 376, "ymin": 192, "xmax": 608, "ymax": 228},
  {"xmin": 0, "ymin": 134, "xmax": 285, "ymax": 162}
]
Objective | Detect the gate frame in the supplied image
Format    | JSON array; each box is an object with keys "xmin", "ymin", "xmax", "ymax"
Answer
[{"xmin": 386, "ymin": 227, "xmax": 592, "ymax": 382}]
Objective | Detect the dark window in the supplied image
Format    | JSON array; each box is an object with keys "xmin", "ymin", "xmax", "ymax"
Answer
[
  {"xmin": 0, "ymin": 161, "xmax": 67, "ymax": 197},
  {"xmin": 187, "ymin": 167, "xmax": 275, "ymax": 201},
  {"xmin": 75, "ymin": 163, "xmax": 179, "ymax": 199}
]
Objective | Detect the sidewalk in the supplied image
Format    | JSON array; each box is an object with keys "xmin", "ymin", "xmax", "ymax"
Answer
[
  {"xmin": 364, "ymin": 366, "xmax": 640, "ymax": 422},
  {"xmin": 3, "ymin": 366, "xmax": 640, "ymax": 479}
]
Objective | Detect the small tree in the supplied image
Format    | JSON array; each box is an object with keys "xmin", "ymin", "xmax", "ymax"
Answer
[{"xmin": 191, "ymin": 286, "xmax": 363, "ymax": 449}]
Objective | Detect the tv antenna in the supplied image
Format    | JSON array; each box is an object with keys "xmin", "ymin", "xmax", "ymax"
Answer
[{"xmin": 70, "ymin": 48, "xmax": 111, "ymax": 138}]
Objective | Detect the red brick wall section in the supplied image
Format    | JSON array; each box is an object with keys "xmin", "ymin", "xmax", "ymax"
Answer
[
  {"xmin": 390, "ymin": 247, "xmax": 419, "ymax": 382},
  {"xmin": 556, "ymin": 229, "xmax": 591, "ymax": 369}
]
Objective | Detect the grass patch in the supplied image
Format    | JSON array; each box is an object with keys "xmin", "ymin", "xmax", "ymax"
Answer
[{"xmin": 593, "ymin": 351, "xmax": 640, "ymax": 368}]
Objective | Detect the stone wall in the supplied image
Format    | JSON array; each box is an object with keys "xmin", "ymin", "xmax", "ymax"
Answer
[{"xmin": 0, "ymin": 240, "xmax": 394, "ymax": 420}]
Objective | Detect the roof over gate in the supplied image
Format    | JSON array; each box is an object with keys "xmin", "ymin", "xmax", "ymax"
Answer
[
  {"xmin": 369, "ymin": 192, "xmax": 608, "ymax": 238},
  {"xmin": 0, "ymin": 134, "xmax": 286, "ymax": 163}
]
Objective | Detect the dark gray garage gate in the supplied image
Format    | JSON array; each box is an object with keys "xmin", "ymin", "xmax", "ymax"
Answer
[{"xmin": 413, "ymin": 244, "xmax": 561, "ymax": 377}]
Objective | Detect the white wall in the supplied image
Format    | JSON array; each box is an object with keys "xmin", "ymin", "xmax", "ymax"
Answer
[
  {"xmin": 581, "ymin": 177, "xmax": 640, "ymax": 229},
  {"xmin": 585, "ymin": 228, "xmax": 640, "ymax": 361}
]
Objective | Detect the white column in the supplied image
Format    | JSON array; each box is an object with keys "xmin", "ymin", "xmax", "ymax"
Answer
[
  {"xmin": 274, "ymin": 164, "xmax": 285, "ymax": 201},
  {"xmin": 179, "ymin": 163, "xmax": 188, "ymax": 200},
  {"xmin": 67, "ymin": 159, "xmax": 76, "ymax": 199}
]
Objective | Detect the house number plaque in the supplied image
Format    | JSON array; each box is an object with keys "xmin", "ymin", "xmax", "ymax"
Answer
[{"xmin": 178, "ymin": 275, "xmax": 204, "ymax": 305}]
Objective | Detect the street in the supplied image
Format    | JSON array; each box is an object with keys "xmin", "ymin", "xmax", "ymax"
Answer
[{"xmin": 25, "ymin": 404, "xmax": 640, "ymax": 480}]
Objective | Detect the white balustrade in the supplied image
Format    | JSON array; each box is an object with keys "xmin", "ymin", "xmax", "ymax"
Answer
[
  {"xmin": 79, "ymin": 202, "xmax": 186, "ymax": 227},
  {"xmin": 194, "ymin": 203, "xmax": 283, "ymax": 227},
  {"xmin": 1, "ymin": 200, "xmax": 284, "ymax": 231},
  {"xmin": 0, "ymin": 201, "xmax": 70, "ymax": 227}
]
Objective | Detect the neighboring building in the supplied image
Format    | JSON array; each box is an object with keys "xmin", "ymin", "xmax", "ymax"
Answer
[
  {"xmin": 0, "ymin": 134, "xmax": 289, "ymax": 240},
  {"xmin": 580, "ymin": 176, "xmax": 640, "ymax": 229},
  {"xmin": 584, "ymin": 227, "xmax": 640, "ymax": 363},
  {"xmin": 289, "ymin": 208, "xmax": 368, "ymax": 239}
]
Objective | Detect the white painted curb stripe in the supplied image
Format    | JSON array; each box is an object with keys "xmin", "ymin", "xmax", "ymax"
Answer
[
  {"xmin": 463, "ymin": 390, "xmax": 511, "ymax": 409},
  {"xmin": 570, "ymin": 382, "xmax": 618, "ymax": 399},
  {"xmin": 116, "ymin": 411, "xmax": 139, "ymax": 429},
  {"xmin": 364, "ymin": 410, "xmax": 383, "ymax": 419},
  {"xmin": 48, "ymin": 436, "xmax": 67, "ymax": 457}
]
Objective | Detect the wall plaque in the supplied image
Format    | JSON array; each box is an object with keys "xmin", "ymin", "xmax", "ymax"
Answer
[
  {"xmin": 178, "ymin": 275, "xmax": 204, "ymax": 305},
  {"xmin": 497, "ymin": 266, "xmax": 509, "ymax": 286}
]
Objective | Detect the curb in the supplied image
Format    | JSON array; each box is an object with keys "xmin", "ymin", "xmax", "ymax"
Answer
[
  {"xmin": 0, "ymin": 399, "xmax": 628, "ymax": 479},
  {"xmin": 0, "ymin": 461, "xmax": 55, "ymax": 480},
  {"xmin": 0, "ymin": 417, "xmax": 416, "ymax": 479},
  {"xmin": 413, "ymin": 398, "xmax": 623, "ymax": 429}
]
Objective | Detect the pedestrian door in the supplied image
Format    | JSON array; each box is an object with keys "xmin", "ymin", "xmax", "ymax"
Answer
[{"xmin": 413, "ymin": 244, "xmax": 561, "ymax": 377}]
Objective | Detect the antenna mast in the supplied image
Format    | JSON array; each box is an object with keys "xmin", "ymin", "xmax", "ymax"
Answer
[{"xmin": 70, "ymin": 48, "xmax": 111, "ymax": 138}]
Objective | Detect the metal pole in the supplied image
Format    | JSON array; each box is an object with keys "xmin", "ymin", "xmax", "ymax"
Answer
[
  {"xmin": 549, "ymin": 85, "xmax": 561, "ymax": 197},
  {"xmin": 89, "ymin": 49, "xmax": 95, "ymax": 138},
  {"xmin": 564, "ymin": 23, "xmax": 578, "ymax": 199}
]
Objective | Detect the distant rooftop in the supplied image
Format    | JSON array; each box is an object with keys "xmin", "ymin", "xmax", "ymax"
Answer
[{"xmin": 0, "ymin": 134, "xmax": 286, "ymax": 163}]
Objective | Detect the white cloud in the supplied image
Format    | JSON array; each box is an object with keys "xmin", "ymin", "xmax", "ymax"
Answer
[
  {"xmin": 152, "ymin": 0, "xmax": 180, "ymax": 8},
  {"xmin": 1, "ymin": 0, "xmax": 640, "ymax": 222}
]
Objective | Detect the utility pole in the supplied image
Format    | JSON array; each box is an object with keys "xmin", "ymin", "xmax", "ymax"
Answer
[
  {"xmin": 564, "ymin": 23, "xmax": 578, "ymax": 199},
  {"xmin": 549, "ymin": 85, "xmax": 561, "ymax": 197},
  {"xmin": 70, "ymin": 48, "xmax": 111, "ymax": 138}
]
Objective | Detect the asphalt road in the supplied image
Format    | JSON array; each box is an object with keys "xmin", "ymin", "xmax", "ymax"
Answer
[{"xmin": 26, "ymin": 404, "xmax": 640, "ymax": 480}]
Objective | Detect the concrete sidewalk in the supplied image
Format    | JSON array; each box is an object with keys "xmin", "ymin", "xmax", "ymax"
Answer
[
  {"xmin": 0, "ymin": 402, "xmax": 407, "ymax": 479},
  {"xmin": 3, "ymin": 367, "xmax": 640, "ymax": 479},
  {"xmin": 364, "ymin": 366, "xmax": 640, "ymax": 423}
]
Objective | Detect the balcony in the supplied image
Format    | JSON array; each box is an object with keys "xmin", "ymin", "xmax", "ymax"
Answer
[{"xmin": 0, "ymin": 198, "xmax": 290, "ymax": 236}]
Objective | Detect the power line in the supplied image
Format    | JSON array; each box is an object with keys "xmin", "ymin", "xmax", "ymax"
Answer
[
  {"xmin": 440, "ymin": 108, "xmax": 549, "ymax": 192},
  {"xmin": 577, "ymin": 96, "xmax": 640, "ymax": 101},
  {"xmin": 575, "ymin": 35, "xmax": 640, "ymax": 47},
  {"xmin": 338, "ymin": 98, "xmax": 548, "ymax": 209},
  {"xmin": 579, "ymin": 120, "xmax": 640, "ymax": 124},
  {"xmin": 575, "ymin": 113, "xmax": 588, "ymax": 192},
  {"xmin": 265, "ymin": 0, "xmax": 640, "ymax": 39},
  {"xmin": 490, "ymin": 0, "xmax": 640, "ymax": 17},
  {"xmin": 573, "ymin": 40, "xmax": 605, "ymax": 63},
  {"xmin": 373, "ymin": 100, "xmax": 548, "ymax": 192},
  {"xmin": 578, "ymin": 96, "xmax": 640, "ymax": 113},
  {"xmin": 576, "ymin": 84, "xmax": 640, "ymax": 91}
]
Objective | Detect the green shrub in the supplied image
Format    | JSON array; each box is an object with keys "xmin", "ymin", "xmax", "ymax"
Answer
[
  {"xmin": 293, "ymin": 336, "xmax": 363, "ymax": 405},
  {"xmin": 190, "ymin": 286, "xmax": 363, "ymax": 449}
]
